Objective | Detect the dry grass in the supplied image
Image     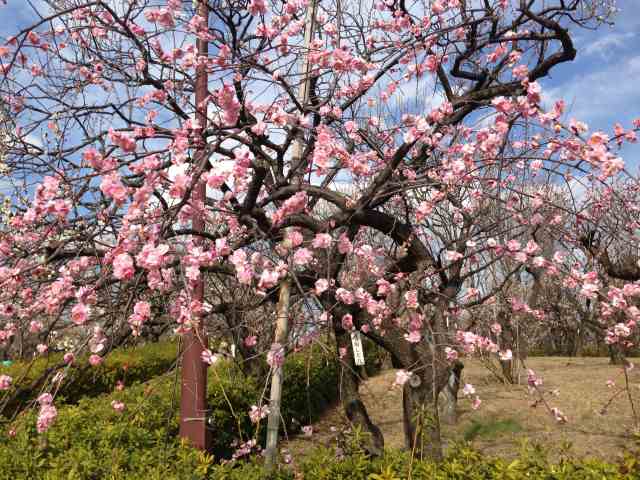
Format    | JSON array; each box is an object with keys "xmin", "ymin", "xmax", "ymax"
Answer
[{"xmin": 284, "ymin": 357, "xmax": 640, "ymax": 461}]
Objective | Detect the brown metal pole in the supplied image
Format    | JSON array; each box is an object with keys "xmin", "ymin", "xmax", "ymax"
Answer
[{"xmin": 179, "ymin": 0, "xmax": 211, "ymax": 451}]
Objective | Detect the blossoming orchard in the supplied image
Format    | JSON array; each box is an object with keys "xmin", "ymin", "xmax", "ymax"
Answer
[{"xmin": 0, "ymin": 0, "xmax": 639, "ymax": 473}]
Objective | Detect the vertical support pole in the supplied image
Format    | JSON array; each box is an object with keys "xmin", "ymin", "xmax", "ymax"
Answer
[
  {"xmin": 264, "ymin": 277, "xmax": 292, "ymax": 470},
  {"xmin": 264, "ymin": 0, "xmax": 317, "ymax": 470},
  {"xmin": 179, "ymin": 0, "xmax": 211, "ymax": 451}
]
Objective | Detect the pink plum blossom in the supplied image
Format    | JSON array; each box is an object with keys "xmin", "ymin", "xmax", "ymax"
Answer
[{"xmin": 0, "ymin": 375, "xmax": 11, "ymax": 390}]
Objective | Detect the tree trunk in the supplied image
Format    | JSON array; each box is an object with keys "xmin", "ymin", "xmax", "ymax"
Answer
[
  {"xmin": 608, "ymin": 344, "xmax": 626, "ymax": 365},
  {"xmin": 439, "ymin": 361, "xmax": 463, "ymax": 425},
  {"xmin": 500, "ymin": 359, "xmax": 514, "ymax": 384},
  {"xmin": 402, "ymin": 368, "xmax": 444, "ymax": 461},
  {"xmin": 334, "ymin": 318, "xmax": 384, "ymax": 456}
]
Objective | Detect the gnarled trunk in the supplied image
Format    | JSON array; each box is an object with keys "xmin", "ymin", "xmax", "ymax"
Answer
[
  {"xmin": 439, "ymin": 361, "xmax": 464, "ymax": 425},
  {"xmin": 334, "ymin": 316, "xmax": 384, "ymax": 456},
  {"xmin": 402, "ymin": 367, "xmax": 446, "ymax": 461}
]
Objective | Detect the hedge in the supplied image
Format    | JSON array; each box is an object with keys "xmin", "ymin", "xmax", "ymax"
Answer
[
  {"xmin": 0, "ymin": 341, "xmax": 180, "ymax": 417},
  {"xmin": 0, "ymin": 345, "xmax": 345, "ymax": 479},
  {"xmin": 212, "ymin": 443, "xmax": 640, "ymax": 480}
]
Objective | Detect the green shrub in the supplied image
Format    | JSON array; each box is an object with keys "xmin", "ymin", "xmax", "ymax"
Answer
[
  {"xmin": 0, "ymin": 341, "xmax": 179, "ymax": 416},
  {"xmin": 0, "ymin": 346, "xmax": 346, "ymax": 478},
  {"xmin": 0, "ymin": 371, "xmax": 212, "ymax": 479},
  {"xmin": 211, "ymin": 443, "xmax": 640, "ymax": 480}
]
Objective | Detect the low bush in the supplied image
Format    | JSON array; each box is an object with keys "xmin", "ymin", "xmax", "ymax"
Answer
[
  {"xmin": 0, "ymin": 341, "xmax": 180, "ymax": 416},
  {"xmin": 212, "ymin": 443, "xmax": 640, "ymax": 480},
  {"xmin": 0, "ymin": 346, "xmax": 345, "ymax": 479}
]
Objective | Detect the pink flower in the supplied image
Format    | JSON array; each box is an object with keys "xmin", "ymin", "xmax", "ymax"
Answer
[
  {"xmin": 462, "ymin": 383, "xmax": 476, "ymax": 396},
  {"xmin": 249, "ymin": 405, "xmax": 269, "ymax": 423},
  {"xmin": 445, "ymin": 250, "xmax": 464, "ymax": 262},
  {"xmin": 63, "ymin": 352, "xmax": 75, "ymax": 364},
  {"xmin": 0, "ymin": 375, "xmax": 12, "ymax": 390},
  {"xmin": 201, "ymin": 349, "xmax": 219, "ymax": 366},
  {"xmin": 248, "ymin": 0, "xmax": 267, "ymax": 15},
  {"xmin": 394, "ymin": 370, "xmax": 412, "ymax": 387},
  {"xmin": 404, "ymin": 330, "xmax": 421, "ymax": 343},
  {"xmin": 27, "ymin": 31, "xmax": 40, "ymax": 44},
  {"xmin": 100, "ymin": 173, "xmax": 128, "ymax": 203},
  {"xmin": 71, "ymin": 303, "xmax": 90, "ymax": 325},
  {"xmin": 82, "ymin": 148, "xmax": 104, "ymax": 171},
  {"xmin": 336, "ymin": 288, "xmax": 354, "ymax": 305},
  {"xmin": 113, "ymin": 253, "xmax": 135, "ymax": 280},
  {"xmin": 444, "ymin": 347, "xmax": 458, "ymax": 362},
  {"xmin": 36, "ymin": 404, "xmax": 57, "ymax": 433},
  {"xmin": 29, "ymin": 321, "xmax": 43, "ymax": 333},
  {"xmin": 293, "ymin": 248, "xmax": 313, "ymax": 266},
  {"xmin": 111, "ymin": 400, "xmax": 125, "ymax": 413},
  {"xmin": 136, "ymin": 243, "xmax": 169, "ymax": 270},
  {"xmin": 341, "ymin": 314, "xmax": 354, "ymax": 331},
  {"xmin": 215, "ymin": 84, "xmax": 241, "ymax": 126},
  {"xmin": 116, "ymin": 380, "xmax": 125, "ymax": 391},
  {"xmin": 133, "ymin": 301, "xmax": 151, "ymax": 318},
  {"xmin": 128, "ymin": 300, "xmax": 151, "ymax": 336},
  {"xmin": 551, "ymin": 407, "xmax": 567, "ymax": 423},
  {"xmin": 244, "ymin": 336, "xmax": 257, "ymax": 348},
  {"xmin": 337, "ymin": 233, "xmax": 353, "ymax": 254},
  {"xmin": 286, "ymin": 230, "xmax": 304, "ymax": 248},
  {"xmin": 404, "ymin": 290, "xmax": 418, "ymax": 309},
  {"xmin": 312, "ymin": 233, "xmax": 332, "ymax": 249},
  {"xmin": 302, "ymin": 425, "xmax": 313, "ymax": 437},
  {"xmin": 36, "ymin": 344, "xmax": 48, "ymax": 354},
  {"xmin": 376, "ymin": 279, "xmax": 392, "ymax": 296},
  {"xmin": 490, "ymin": 323, "xmax": 502, "ymax": 335},
  {"xmin": 315, "ymin": 278, "xmax": 329, "ymax": 295},
  {"xmin": 527, "ymin": 369, "xmax": 542, "ymax": 387},
  {"xmin": 471, "ymin": 396, "xmax": 482, "ymax": 410},
  {"xmin": 506, "ymin": 240, "xmax": 521, "ymax": 252},
  {"xmin": 499, "ymin": 349, "xmax": 513, "ymax": 361},
  {"xmin": 606, "ymin": 380, "xmax": 615, "ymax": 388},
  {"xmin": 267, "ymin": 343, "xmax": 285, "ymax": 368},
  {"xmin": 89, "ymin": 354, "xmax": 103, "ymax": 367}
]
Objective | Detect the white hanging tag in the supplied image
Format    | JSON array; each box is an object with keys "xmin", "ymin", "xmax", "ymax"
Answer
[{"xmin": 351, "ymin": 331, "xmax": 365, "ymax": 366}]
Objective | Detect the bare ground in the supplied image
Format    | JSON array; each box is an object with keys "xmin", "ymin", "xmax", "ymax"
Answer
[{"xmin": 284, "ymin": 357, "xmax": 640, "ymax": 461}]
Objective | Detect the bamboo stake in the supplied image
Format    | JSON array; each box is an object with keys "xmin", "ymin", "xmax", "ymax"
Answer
[{"xmin": 264, "ymin": 0, "xmax": 317, "ymax": 470}]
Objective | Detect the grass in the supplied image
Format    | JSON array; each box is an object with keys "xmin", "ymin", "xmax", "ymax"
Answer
[{"xmin": 462, "ymin": 417, "xmax": 523, "ymax": 441}]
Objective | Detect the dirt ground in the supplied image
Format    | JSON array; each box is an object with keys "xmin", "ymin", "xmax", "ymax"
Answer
[{"xmin": 284, "ymin": 357, "xmax": 640, "ymax": 461}]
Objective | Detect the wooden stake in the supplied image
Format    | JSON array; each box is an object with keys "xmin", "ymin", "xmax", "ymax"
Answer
[{"xmin": 264, "ymin": 0, "xmax": 317, "ymax": 470}]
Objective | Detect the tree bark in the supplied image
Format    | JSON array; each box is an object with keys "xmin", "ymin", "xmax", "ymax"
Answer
[
  {"xmin": 439, "ymin": 360, "xmax": 463, "ymax": 425},
  {"xmin": 334, "ymin": 319, "xmax": 384, "ymax": 456},
  {"xmin": 402, "ymin": 367, "xmax": 446, "ymax": 461},
  {"xmin": 608, "ymin": 344, "xmax": 626, "ymax": 365}
]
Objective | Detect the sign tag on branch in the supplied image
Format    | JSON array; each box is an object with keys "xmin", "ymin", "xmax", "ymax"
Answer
[{"xmin": 351, "ymin": 331, "xmax": 365, "ymax": 366}]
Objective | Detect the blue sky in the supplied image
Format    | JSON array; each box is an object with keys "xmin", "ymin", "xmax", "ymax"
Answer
[
  {"xmin": 1, "ymin": 0, "xmax": 638, "ymax": 168},
  {"xmin": 540, "ymin": 0, "xmax": 640, "ymax": 168}
]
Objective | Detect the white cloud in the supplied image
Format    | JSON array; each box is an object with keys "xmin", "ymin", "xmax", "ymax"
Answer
[
  {"xmin": 581, "ymin": 32, "xmax": 635, "ymax": 58},
  {"xmin": 543, "ymin": 54, "xmax": 640, "ymax": 128}
]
